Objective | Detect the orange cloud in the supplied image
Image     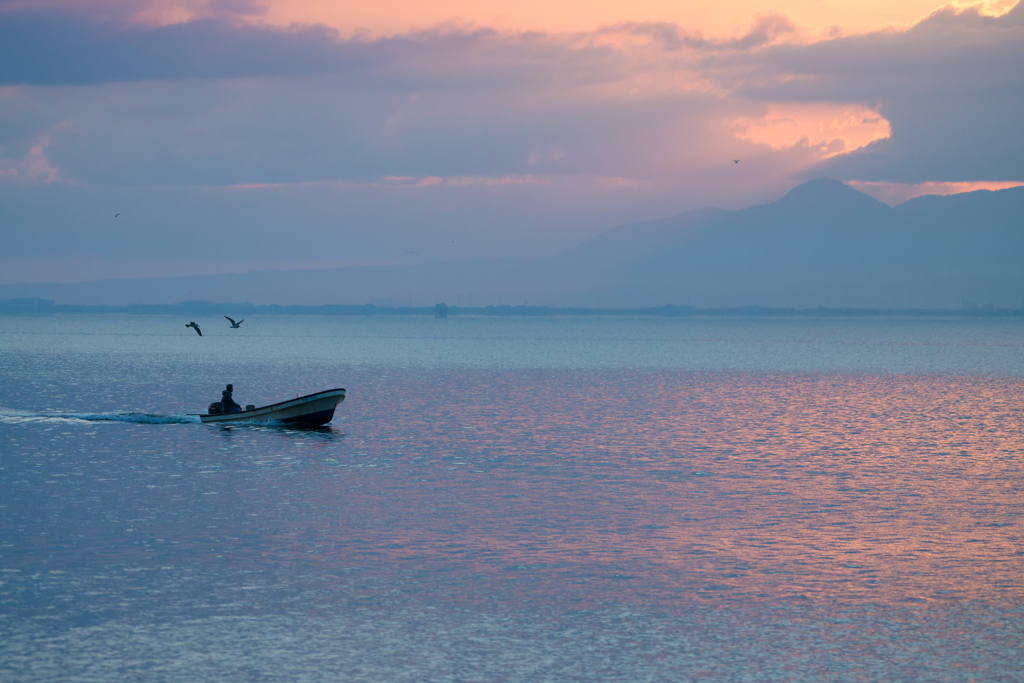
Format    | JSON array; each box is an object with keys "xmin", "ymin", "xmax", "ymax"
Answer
[{"xmin": 725, "ymin": 103, "xmax": 891, "ymax": 159}]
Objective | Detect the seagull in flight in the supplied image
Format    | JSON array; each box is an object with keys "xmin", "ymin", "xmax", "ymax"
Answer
[
  {"xmin": 186, "ymin": 321, "xmax": 202, "ymax": 336},
  {"xmin": 225, "ymin": 316, "xmax": 244, "ymax": 328}
]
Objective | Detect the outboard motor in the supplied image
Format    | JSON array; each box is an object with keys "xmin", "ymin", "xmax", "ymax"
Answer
[{"xmin": 208, "ymin": 401, "xmax": 222, "ymax": 415}]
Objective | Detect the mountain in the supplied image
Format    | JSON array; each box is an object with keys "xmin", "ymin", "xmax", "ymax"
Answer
[
  {"xmin": 542, "ymin": 179, "xmax": 910, "ymax": 307},
  {"xmin": 887, "ymin": 186, "xmax": 1024, "ymax": 307},
  {"xmin": 532, "ymin": 179, "xmax": 1022, "ymax": 308},
  {"xmin": 2, "ymin": 180, "xmax": 1021, "ymax": 309}
]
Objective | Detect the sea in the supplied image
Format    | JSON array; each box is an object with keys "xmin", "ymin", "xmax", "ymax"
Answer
[{"xmin": 1, "ymin": 314, "xmax": 1022, "ymax": 681}]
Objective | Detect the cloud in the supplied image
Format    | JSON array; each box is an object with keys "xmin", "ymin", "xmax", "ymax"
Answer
[
  {"xmin": 0, "ymin": 121, "xmax": 73, "ymax": 182},
  {"xmin": 0, "ymin": 13, "xmax": 362, "ymax": 85},
  {"xmin": 723, "ymin": 102, "xmax": 890, "ymax": 158},
  {"xmin": 0, "ymin": 38, "xmax": 739, "ymax": 188},
  {"xmin": 593, "ymin": 13, "xmax": 798, "ymax": 52},
  {"xmin": 1, "ymin": 6, "xmax": 1016, "ymax": 190},
  {"xmin": 0, "ymin": 2, "xmax": 1019, "ymax": 284},
  {"xmin": 739, "ymin": 2, "xmax": 1024, "ymax": 182},
  {"xmin": 230, "ymin": 174, "xmax": 552, "ymax": 189},
  {"xmin": 0, "ymin": 7, "xmax": 823, "ymax": 191},
  {"xmin": 0, "ymin": 6, "xmax": 809, "ymax": 88},
  {"xmin": 0, "ymin": 0, "xmax": 267, "ymax": 26}
]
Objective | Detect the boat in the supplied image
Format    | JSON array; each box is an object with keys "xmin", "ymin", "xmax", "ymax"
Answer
[{"xmin": 198, "ymin": 388, "xmax": 346, "ymax": 426}]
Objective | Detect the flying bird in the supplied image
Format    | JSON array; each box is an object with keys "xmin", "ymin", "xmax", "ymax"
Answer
[
  {"xmin": 734, "ymin": 160, "xmax": 740, "ymax": 164},
  {"xmin": 225, "ymin": 316, "xmax": 244, "ymax": 328},
  {"xmin": 186, "ymin": 321, "xmax": 202, "ymax": 336},
  {"xmin": 115, "ymin": 213, "xmax": 120, "ymax": 217}
]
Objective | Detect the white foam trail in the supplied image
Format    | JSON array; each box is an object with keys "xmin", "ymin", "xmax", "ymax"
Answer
[
  {"xmin": 0, "ymin": 408, "xmax": 201, "ymax": 425},
  {"xmin": 61, "ymin": 412, "xmax": 202, "ymax": 424}
]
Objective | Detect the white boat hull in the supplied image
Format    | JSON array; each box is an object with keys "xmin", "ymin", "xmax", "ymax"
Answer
[{"xmin": 199, "ymin": 388, "xmax": 345, "ymax": 425}]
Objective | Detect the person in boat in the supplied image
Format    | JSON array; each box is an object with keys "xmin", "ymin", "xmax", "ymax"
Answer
[{"xmin": 221, "ymin": 384, "xmax": 242, "ymax": 414}]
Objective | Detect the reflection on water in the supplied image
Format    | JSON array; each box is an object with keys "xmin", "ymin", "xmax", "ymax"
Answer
[
  {"xmin": 2, "ymin": 371, "xmax": 1021, "ymax": 611},
  {"xmin": 278, "ymin": 370, "xmax": 1024, "ymax": 608},
  {"xmin": 214, "ymin": 423, "xmax": 345, "ymax": 439},
  {"xmin": 1, "ymin": 317, "xmax": 1022, "ymax": 679}
]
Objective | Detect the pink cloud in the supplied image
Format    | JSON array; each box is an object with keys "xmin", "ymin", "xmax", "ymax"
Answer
[
  {"xmin": 848, "ymin": 180, "xmax": 1024, "ymax": 205},
  {"xmin": 0, "ymin": 122, "xmax": 74, "ymax": 184}
]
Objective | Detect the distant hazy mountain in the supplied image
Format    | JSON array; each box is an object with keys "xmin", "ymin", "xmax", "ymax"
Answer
[
  {"xmin": 535, "ymin": 179, "xmax": 1023, "ymax": 308},
  {"xmin": 3, "ymin": 179, "xmax": 1022, "ymax": 308}
]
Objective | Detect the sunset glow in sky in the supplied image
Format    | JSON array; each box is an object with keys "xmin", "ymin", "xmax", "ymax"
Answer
[
  {"xmin": 0, "ymin": 0, "xmax": 1022, "ymax": 284},
  {"xmin": 271, "ymin": 0, "xmax": 951, "ymax": 35},
  {"xmin": 91, "ymin": 0, "xmax": 1022, "ymax": 36}
]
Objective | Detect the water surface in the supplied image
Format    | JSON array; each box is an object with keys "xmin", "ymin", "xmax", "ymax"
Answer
[{"xmin": 1, "ymin": 316, "xmax": 1022, "ymax": 680}]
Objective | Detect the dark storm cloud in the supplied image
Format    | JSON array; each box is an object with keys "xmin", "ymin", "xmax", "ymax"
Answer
[{"xmin": 737, "ymin": 3, "xmax": 1024, "ymax": 182}]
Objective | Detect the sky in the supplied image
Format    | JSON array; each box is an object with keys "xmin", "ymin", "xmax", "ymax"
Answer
[{"xmin": 1, "ymin": 0, "xmax": 1022, "ymax": 285}]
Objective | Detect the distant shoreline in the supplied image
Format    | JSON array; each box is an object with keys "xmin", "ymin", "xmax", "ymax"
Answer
[{"xmin": 2, "ymin": 298, "xmax": 1022, "ymax": 319}]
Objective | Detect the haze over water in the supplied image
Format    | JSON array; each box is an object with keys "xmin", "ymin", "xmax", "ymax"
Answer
[{"xmin": 1, "ymin": 316, "xmax": 1022, "ymax": 680}]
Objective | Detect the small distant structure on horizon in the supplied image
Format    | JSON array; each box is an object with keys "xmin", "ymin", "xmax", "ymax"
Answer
[{"xmin": 434, "ymin": 302, "xmax": 448, "ymax": 319}]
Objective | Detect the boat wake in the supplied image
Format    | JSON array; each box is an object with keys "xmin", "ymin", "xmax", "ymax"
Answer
[{"xmin": 0, "ymin": 408, "xmax": 201, "ymax": 425}]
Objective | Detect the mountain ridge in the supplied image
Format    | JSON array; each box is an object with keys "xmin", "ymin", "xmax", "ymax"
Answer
[{"xmin": 2, "ymin": 180, "xmax": 1021, "ymax": 309}]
